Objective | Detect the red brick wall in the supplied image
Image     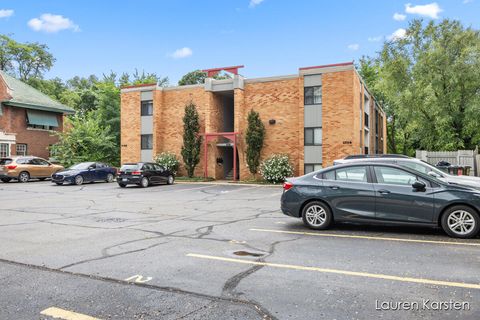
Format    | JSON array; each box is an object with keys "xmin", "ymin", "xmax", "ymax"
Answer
[{"xmin": 0, "ymin": 105, "xmax": 63, "ymax": 159}]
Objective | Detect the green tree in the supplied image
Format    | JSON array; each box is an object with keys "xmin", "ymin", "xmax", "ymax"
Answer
[
  {"xmin": 245, "ymin": 109, "xmax": 265, "ymax": 177},
  {"xmin": 0, "ymin": 34, "xmax": 54, "ymax": 81},
  {"xmin": 178, "ymin": 69, "xmax": 231, "ymax": 86},
  {"xmin": 50, "ymin": 114, "xmax": 117, "ymax": 167},
  {"xmin": 358, "ymin": 19, "xmax": 480, "ymax": 154},
  {"xmin": 181, "ymin": 102, "xmax": 202, "ymax": 177}
]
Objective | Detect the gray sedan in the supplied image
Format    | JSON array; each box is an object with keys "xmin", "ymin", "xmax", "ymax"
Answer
[{"xmin": 281, "ymin": 163, "xmax": 480, "ymax": 238}]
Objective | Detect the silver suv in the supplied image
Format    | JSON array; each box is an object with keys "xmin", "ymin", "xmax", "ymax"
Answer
[{"xmin": 334, "ymin": 155, "xmax": 480, "ymax": 190}]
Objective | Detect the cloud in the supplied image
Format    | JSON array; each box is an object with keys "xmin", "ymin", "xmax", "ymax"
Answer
[
  {"xmin": 405, "ymin": 3, "xmax": 442, "ymax": 19},
  {"xmin": 368, "ymin": 36, "xmax": 383, "ymax": 42},
  {"xmin": 347, "ymin": 44, "xmax": 360, "ymax": 51},
  {"xmin": 0, "ymin": 9, "xmax": 14, "ymax": 18},
  {"xmin": 170, "ymin": 47, "xmax": 193, "ymax": 59},
  {"xmin": 249, "ymin": 0, "xmax": 264, "ymax": 8},
  {"xmin": 388, "ymin": 28, "xmax": 407, "ymax": 41},
  {"xmin": 393, "ymin": 12, "xmax": 406, "ymax": 21},
  {"xmin": 28, "ymin": 14, "xmax": 79, "ymax": 33},
  {"xmin": 463, "ymin": 0, "xmax": 473, "ymax": 3}
]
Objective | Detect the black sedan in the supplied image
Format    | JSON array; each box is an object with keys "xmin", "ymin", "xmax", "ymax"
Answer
[
  {"xmin": 52, "ymin": 162, "xmax": 117, "ymax": 185},
  {"xmin": 117, "ymin": 162, "xmax": 174, "ymax": 188},
  {"xmin": 281, "ymin": 163, "xmax": 480, "ymax": 238}
]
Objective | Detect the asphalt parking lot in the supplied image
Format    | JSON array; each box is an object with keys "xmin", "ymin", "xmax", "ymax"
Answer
[{"xmin": 0, "ymin": 180, "xmax": 479, "ymax": 320}]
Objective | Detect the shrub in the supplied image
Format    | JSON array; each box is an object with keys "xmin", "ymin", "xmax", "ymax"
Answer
[
  {"xmin": 260, "ymin": 154, "xmax": 294, "ymax": 183},
  {"xmin": 154, "ymin": 152, "xmax": 180, "ymax": 175}
]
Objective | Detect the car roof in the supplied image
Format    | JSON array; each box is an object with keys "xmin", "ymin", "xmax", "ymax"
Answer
[
  {"xmin": 336, "ymin": 157, "xmax": 423, "ymax": 164},
  {"xmin": 318, "ymin": 162, "xmax": 449, "ymax": 186},
  {"xmin": 343, "ymin": 154, "xmax": 411, "ymax": 160}
]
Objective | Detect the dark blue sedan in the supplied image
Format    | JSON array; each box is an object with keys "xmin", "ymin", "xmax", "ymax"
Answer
[
  {"xmin": 51, "ymin": 162, "xmax": 117, "ymax": 185},
  {"xmin": 281, "ymin": 162, "xmax": 480, "ymax": 238}
]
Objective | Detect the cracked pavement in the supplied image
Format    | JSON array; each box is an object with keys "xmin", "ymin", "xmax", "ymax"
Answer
[{"xmin": 0, "ymin": 181, "xmax": 479, "ymax": 319}]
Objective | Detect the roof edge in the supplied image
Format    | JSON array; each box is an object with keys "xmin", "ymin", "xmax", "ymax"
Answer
[{"xmin": 3, "ymin": 101, "xmax": 75, "ymax": 114}]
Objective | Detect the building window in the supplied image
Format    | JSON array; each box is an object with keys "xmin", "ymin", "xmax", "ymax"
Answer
[
  {"xmin": 16, "ymin": 144, "xmax": 27, "ymax": 156},
  {"xmin": 27, "ymin": 124, "xmax": 55, "ymax": 130},
  {"xmin": 0, "ymin": 143, "xmax": 9, "ymax": 157},
  {"xmin": 364, "ymin": 113, "xmax": 369, "ymax": 128},
  {"xmin": 305, "ymin": 164, "xmax": 322, "ymax": 174},
  {"xmin": 304, "ymin": 127, "xmax": 322, "ymax": 146},
  {"xmin": 304, "ymin": 86, "xmax": 322, "ymax": 105},
  {"xmin": 141, "ymin": 100, "xmax": 153, "ymax": 116},
  {"xmin": 364, "ymin": 147, "xmax": 369, "ymax": 155},
  {"xmin": 141, "ymin": 134, "xmax": 153, "ymax": 150}
]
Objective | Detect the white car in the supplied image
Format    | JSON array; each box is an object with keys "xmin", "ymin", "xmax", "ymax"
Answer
[{"xmin": 334, "ymin": 155, "xmax": 480, "ymax": 190}]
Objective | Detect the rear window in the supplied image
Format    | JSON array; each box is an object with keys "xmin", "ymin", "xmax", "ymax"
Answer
[
  {"xmin": 120, "ymin": 164, "xmax": 141, "ymax": 171},
  {"xmin": 0, "ymin": 158, "xmax": 12, "ymax": 165}
]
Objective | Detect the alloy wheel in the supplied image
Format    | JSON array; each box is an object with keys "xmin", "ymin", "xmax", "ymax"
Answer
[
  {"xmin": 168, "ymin": 175, "xmax": 174, "ymax": 185},
  {"xmin": 141, "ymin": 177, "xmax": 149, "ymax": 188},
  {"xmin": 18, "ymin": 172, "xmax": 29, "ymax": 183},
  {"xmin": 305, "ymin": 205, "xmax": 327, "ymax": 227},
  {"xmin": 106, "ymin": 173, "xmax": 114, "ymax": 183},
  {"xmin": 447, "ymin": 210, "xmax": 476, "ymax": 235},
  {"xmin": 75, "ymin": 175, "xmax": 84, "ymax": 185}
]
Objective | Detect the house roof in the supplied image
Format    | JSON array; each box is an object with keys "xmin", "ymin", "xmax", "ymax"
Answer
[{"xmin": 0, "ymin": 70, "xmax": 74, "ymax": 114}]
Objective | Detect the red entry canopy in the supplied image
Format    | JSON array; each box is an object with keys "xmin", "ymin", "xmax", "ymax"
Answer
[
  {"xmin": 201, "ymin": 65, "xmax": 244, "ymax": 78},
  {"xmin": 201, "ymin": 132, "xmax": 239, "ymax": 181}
]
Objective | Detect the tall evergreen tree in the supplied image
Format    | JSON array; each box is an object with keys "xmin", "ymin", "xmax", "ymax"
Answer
[
  {"xmin": 181, "ymin": 102, "xmax": 202, "ymax": 177},
  {"xmin": 245, "ymin": 109, "xmax": 265, "ymax": 177}
]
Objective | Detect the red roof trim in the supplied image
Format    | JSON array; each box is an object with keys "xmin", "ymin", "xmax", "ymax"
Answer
[
  {"xmin": 299, "ymin": 61, "xmax": 353, "ymax": 71},
  {"xmin": 121, "ymin": 83, "xmax": 157, "ymax": 89}
]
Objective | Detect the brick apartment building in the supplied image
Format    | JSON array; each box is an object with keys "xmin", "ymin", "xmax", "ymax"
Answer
[
  {"xmin": 0, "ymin": 71, "xmax": 74, "ymax": 159},
  {"xmin": 120, "ymin": 62, "xmax": 387, "ymax": 180}
]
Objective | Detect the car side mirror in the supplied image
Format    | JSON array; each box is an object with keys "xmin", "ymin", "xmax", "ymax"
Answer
[
  {"xmin": 427, "ymin": 171, "xmax": 440, "ymax": 178},
  {"xmin": 88, "ymin": 167, "xmax": 94, "ymax": 171},
  {"xmin": 412, "ymin": 180, "xmax": 426, "ymax": 191}
]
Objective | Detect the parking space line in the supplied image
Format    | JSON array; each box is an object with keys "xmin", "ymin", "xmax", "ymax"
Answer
[
  {"xmin": 250, "ymin": 228, "xmax": 480, "ymax": 247},
  {"xmin": 187, "ymin": 253, "xmax": 480, "ymax": 290},
  {"xmin": 170, "ymin": 185, "xmax": 218, "ymax": 192},
  {"xmin": 40, "ymin": 307, "xmax": 101, "ymax": 320}
]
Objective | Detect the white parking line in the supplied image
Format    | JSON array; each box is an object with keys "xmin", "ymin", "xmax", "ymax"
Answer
[
  {"xmin": 170, "ymin": 185, "xmax": 218, "ymax": 193},
  {"xmin": 187, "ymin": 253, "xmax": 480, "ymax": 290},
  {"xmin": 250, "ymin": 228, "xmax": 480, "ymax": 247},
  {"xmin": 40, "ymin": 307, "xmax": 101, "ymax": 320}
]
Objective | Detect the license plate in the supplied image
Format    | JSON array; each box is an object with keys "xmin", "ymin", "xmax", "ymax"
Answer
[{"xmin": 122, "ymin": 178, "xmax": 128, "ymax": 182}]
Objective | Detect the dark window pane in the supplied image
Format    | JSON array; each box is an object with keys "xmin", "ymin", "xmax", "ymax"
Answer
[
  {"xmin": 141, "ymin": 101, "xmax": 153, "ymax": 116},
  {"xmin": 324, "ymin": 170, "xmax": 336, "ymax": 180},
  {"xmin": 305, "ymin": 129, "xmax": 314, "ymax": 145},
  {"xmin": 304, "ymin": 87, "xmax": 314, "ymax": 105},
  {"xmin": 141, "ymin": 134, "xmax": 153, "ymax": 150},
  {"xmin": 336, "ymin": 166, "xmax": 368, "ymax": 182}
]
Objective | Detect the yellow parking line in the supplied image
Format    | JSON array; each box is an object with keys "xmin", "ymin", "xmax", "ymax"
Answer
[
  {"xmin": 40, "ymin": 307, "xmax": 101, "ymax": 320},
  {"xmin": 187, "ymin": 253, "xmax": 480, "ymax": 290},
  {"xmin": 250, "ymin": 228, "xmax": 480, "ymax": 247}
]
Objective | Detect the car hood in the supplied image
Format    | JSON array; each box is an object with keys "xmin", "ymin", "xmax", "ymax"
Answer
[
  {"xmin": 55, "ymin": 169, "xmax": 81, "ymax": 176},
  {"xmin": 444, "ymin": 175, "xmax": 480, "ymax": 189}
]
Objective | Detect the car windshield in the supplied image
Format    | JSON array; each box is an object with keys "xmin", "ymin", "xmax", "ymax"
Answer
[
  {"xmin": 120, "ymin": 164, "xmax": 140, "ymax": 171},
  {"xmin": 0, "ymin": 158, "xmax": 12, "ymax": 165},
  {"xmin": 396, "ymin": 160, "xmax": 446, "ymax": 184},
  {"xmin": 70, "ymin": 162, "xmax": 95, "ymax": 170}
]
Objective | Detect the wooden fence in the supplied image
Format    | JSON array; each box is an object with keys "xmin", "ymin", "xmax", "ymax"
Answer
[{"xmin": 416, "ymin": 149, "xmax": 478, "ymax": 176}]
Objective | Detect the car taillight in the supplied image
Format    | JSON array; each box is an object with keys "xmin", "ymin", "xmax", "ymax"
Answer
[
  {"xmin": 283, "ymin": 181, "xmax": 293, "ymax": 191},
  {"xmin": 118, "ymin": 171, "xmax": 123, "ymax": 175},
  {"xmin": 132, "ymin": 171, "xmax": 142, "ymax": 175},
  {"xmin": 6, "ymin": 165, "xmax": 17, "ymax": 170}
]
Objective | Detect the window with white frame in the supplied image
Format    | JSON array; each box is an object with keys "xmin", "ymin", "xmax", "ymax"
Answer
[
  {"xmin": 0, "ymin": 143, "xmax": 9, "ymax": 157},
  {"xmin": 304, "ymin": 86, "xmax": 322, "ymax": 105},
  {"xmin": 16, "ymin": 144, "xmax": 27, "ymax": 156}
]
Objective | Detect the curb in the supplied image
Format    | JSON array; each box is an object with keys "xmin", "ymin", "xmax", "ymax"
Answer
[{"xmin": 174, "ymin": 180, "xmax": 282, "ymax": 187}]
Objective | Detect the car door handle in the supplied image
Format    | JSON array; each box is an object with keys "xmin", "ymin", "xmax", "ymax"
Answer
[
  {"xmin": 377, "ymin": 189, "xmax": 391, "ymax": 195},
  {"xmin": 328, "ymin": 185, "xmax": 340, "ymax": 190}
]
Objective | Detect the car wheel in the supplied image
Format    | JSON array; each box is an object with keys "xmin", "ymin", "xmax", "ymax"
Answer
[
  {"xmin": 74, "ymin": 175, "xmax": 84, "ymax": 185},
  {"xmin": 441, "ymin": 205, "xmax": 479, "ymax": 239},
  {"xmin": 167, "ymin": 175, "xmax": 174, "ymax": 185},
  {"xmin": 55, "ymin": 182, "xmax": 63, "ymax": 186},
  {"xmin": 140, "ymin": 177, "xmax": 149, "ymax": 188},
  {"xmin": 118, "ymin": 183, "xmax": 126, "ymax": 188},
  {"xmin": 302, "ymin": 201, "xmax": 333, "ymax": 230},
  {"xmin": 106, "ymin": 173, "xmax": 114, "ymax": 183},
  {"xmin": 1, "ymin": 178, "xmax": 11, "ymax": 183},
  {"xmin": 18, "ymin": 171, "xmax": 30, "ymax": 183}
]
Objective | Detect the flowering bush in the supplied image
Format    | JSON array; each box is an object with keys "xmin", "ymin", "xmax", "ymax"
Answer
[
  {"xmin": 154, "ymin": 152, "xmax": 180, "ymax": 175},
  {"xmin": 260, "ymin": 154, "xmax": 294, "ymax": 183}
]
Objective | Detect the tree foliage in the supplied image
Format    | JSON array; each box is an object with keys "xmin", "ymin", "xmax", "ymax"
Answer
[
  {"xmin": 181, "ymin": 102, "xmax": 202, "ymax": 177},
  {"xmin": 0, "ymin": 34, "xmax": 54, "ymax": 81},
  {"xmin": 245, "ymin": 109, "xmax": 265, "ymax": 176},
  {"xmin": 50, "ymin": 114, "xmax": 117, "ymax": 167},
  {"xmin": 358, "ymin": 19, "xmax": 480, "ymax": 154},
  {"xmin": 178, "ymin": 69, "xmax": 231, "ymax": 86}
]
